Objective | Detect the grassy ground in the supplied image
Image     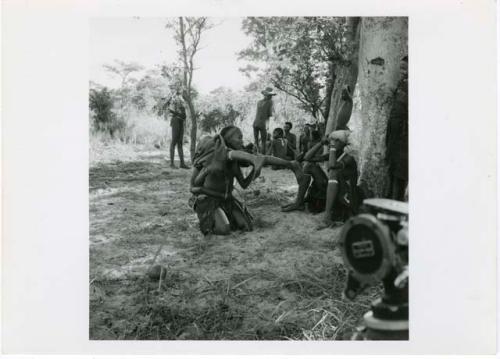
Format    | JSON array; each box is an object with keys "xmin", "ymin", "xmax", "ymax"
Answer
[{"xmin": 89, "ymin": 145, "xmax": 380, "ymax": 340}]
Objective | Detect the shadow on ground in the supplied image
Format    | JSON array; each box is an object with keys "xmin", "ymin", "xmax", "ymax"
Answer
[{"xmin": 89, "ymin": 150, "xmax": 380, "ymax": 340}]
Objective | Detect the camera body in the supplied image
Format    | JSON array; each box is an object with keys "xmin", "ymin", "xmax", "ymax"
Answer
[{"xmin": 339, "ymin": 198, "xmax": 409, "ymax": 340}]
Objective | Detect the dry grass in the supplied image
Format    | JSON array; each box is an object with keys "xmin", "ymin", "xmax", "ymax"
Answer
[{"xmin": 89, "ymin": 145, "xmax": 381, "ymax": 340}]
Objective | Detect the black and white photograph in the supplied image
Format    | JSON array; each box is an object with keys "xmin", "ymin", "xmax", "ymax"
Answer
[
  {"xmin": 2, "ymin": 0, "xmax": 498, "ymax": 355},
  {"xmin": 89, "ymin": 16, "xmax": 409, "ymax": 340}
]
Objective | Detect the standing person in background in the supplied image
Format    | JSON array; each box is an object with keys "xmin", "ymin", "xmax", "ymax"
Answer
[
  {"xmin": 168, "ymin": 92, "xmax": 190, "ymax": 169},
  {"xmin": 253, "ymin": 87, "xmax": 276, "ymax": 154},
  {"xmin": 284, "ymin": 121, "xmax": 297, "ymax": 159},
  {"xmin": 386, "ymin": 56, "xmax": 408, "ymax": 201}
]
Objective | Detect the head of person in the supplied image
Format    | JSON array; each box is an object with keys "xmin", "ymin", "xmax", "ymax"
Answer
[
  {"xmin": 284, "ymin": 122, "xmax": 292, "ymax": 133},
  {"xmin": 303, "ymin": 124, "xmax": 311, "ymax": 136},
  {"xmin": 261, "ymin": 87, "xmax": 277, "ymax": 100},
  {"xmin": 310, "ymin": 129, "xmax": 321, "ymax": 142},
  {"xmin": 328, "ymin": 130, "xmax": 350, "ymax": 151},
  {"xmin": 273, "ymin": 127, "xmax": 284, "ymax": 139},
  {"xmin": 341, "ymin": 85, "xmax": 352, "ymax": 101},
  {"xmin": 220, "ymin": 125, "xmax": 243, "ymax": 150}
]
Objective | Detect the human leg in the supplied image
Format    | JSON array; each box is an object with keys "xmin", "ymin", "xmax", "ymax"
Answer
[
  {"xmin": 260, "ymin": 127, "xmax": 267, "ymax": 155},
  {"xmin": 170, "ymin": 140, "xmax": 177, "ymax": 168},
  {"xmin": 213, "ymin": 207, "xmax": 231, "ymax": 235},
  {"xmin": 253, "ymin": 126, "xmax": 261, "ymax": 153},
  {"xmin": 229, "ymin": 201, "xmax": 253, "ymax": 231},
  {"xmin": 282, "ymin": 162, "xmax": 326, "ymax": 212},
  {"xmin": 177, "ymin": 125, "xmax": 190, "ymax": 169},
  {"xmin": 170, "ymin": 124, "xmax": 181, "ymax": 168},
  {"xmin": 392, "ymin": 177, "xmax": 407, "ymax": 201}
]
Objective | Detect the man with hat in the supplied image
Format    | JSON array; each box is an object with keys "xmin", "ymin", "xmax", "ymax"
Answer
[{"xmin": 253, "ymin": 87, "xmax": 276, "ymax": 154}]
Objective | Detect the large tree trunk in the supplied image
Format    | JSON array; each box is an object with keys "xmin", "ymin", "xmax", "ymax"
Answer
[
  {"xmin": 322, "ymin": 61, "xmax": 335, "ymax": 120},
  {"xmin": 349, "ymin": 17, "xmax": 408, "ymax": 197},
  {"xmin": 325, "ymin": 17, "xmax": 361, "ymax": 134}
]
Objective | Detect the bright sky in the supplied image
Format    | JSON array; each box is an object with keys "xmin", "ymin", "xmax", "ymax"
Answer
[{"xmin": 90, "ymin": 17, "xmax": 253, "ymax": 94}]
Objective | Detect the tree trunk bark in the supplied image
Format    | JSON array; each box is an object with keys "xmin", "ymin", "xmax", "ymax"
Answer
[
  {"xmin": 179, "ymin": 17, "xmax": 198, "ymax": 161},
  {"xmin": 186, "ymin": 99, "xmax": 197, "ymax": 161},
  {"xmin": 349, "ymin": 17, "xmax": 408, "ymax": 197},
  {"xmin": 325, "ymin": 17, "xmax": 361, "ymax": 134},
  {"xmin": 322, "ymin": 61, "xmax": 335, "ymax": 120}
]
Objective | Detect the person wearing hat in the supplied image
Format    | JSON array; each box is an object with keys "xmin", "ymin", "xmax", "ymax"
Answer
[{"xmin": 253, "ymin": 87, "xmax": 276, "ymax": 154}]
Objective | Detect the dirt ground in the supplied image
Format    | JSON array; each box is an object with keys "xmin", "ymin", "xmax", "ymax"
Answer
[{"xmin": 89, "ymin": 147, "xmax": 379, "ymax": 340}]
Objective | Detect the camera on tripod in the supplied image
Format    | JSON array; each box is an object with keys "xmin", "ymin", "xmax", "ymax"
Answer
[{"xmin": 339, "ymin": 198, "xmax": 409, "ymax": 340}]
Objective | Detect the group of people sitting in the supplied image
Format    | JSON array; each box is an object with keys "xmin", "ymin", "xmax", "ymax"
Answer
[
  {"xmin": 188, "ymin": 122, "xmax": 360, "ymax": 236},
  {"xmin": 188, "ymin": 57, "xmax": 408, "ymax": 236}
]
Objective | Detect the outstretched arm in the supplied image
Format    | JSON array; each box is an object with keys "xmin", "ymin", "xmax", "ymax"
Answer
[{"xmin": 303, "ymin": 140, "xmax": 326, "ymax": 162}]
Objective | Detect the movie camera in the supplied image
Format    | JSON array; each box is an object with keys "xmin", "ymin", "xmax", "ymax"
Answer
[{"xmin": 339, "ymin": 198, "xmax": 409, "ymax": 340}]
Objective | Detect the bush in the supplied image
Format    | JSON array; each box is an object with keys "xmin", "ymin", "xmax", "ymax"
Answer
[{"xmin": 90, "ymin": 87, "xmax": 127, "ymax": 138}]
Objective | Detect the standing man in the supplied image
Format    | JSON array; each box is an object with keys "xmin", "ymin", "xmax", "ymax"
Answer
[
  {"xmin": 168, "ymin": 92, "xmax": 190, "ymax": 169},
  {"xmin": 284, "ymin": 121, "xmax": 297, "ymax": 159},
  {"xmin": 253, "ymin": 87, "xmax": 276, "ymax": 154},
  {"xmin": 386, "ymin": 56, "xmax": 408, "ymax": 200}
]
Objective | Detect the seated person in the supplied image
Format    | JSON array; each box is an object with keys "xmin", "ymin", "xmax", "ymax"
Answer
[
  {"xmin": 282, "ymin": 130, "xmax": 362, "ymax": 227},
  {"xmin": 270, "ymin": 128, "xmax": 293, "ymax": 166},
  {"xmin": 190, "ymin": 125, "xmax": 306, "ymax": 235},
  {"xmin": 296, "ymin": 128, "xmax": 324, "ymax": 162},
  {"xmin": 284, "ymin": 121, "xmax": 297, "ymax": 159},
  {"xmin": 298, "ymin": 124, "xmax": 313, "ymax": 158}
]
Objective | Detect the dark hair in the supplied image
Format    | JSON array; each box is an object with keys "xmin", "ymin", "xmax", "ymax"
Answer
[
  {"xmin": 220, "ymin": 125, "xmax": 238, "ymax": 139},
  {"xmin": 285, "ymin": 121, "xmax": 292, "ymax": 129},
  {"xmin": 273, "ymin": 127, "xmax": 284, "ymax": 138},
  {"xmin": 311, "ymin": 129, "xmax": 321, "ymax": 141}
]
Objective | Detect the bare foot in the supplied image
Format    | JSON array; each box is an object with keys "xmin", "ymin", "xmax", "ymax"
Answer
[{"xmin": 316, "ymin": 220, "xmax": 344, "ymax": 231}]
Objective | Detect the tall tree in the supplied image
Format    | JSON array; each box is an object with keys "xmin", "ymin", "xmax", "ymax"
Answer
[
  {"xmin": 324, "ymin": 17, "xmax": 361, "ymax": 134},
  {"xmin": 349, "ymin": 17, "xmax": 408, "ymax": 197},
  {"xmin": 166, "ymin": 17, "xmax": 212, "ymax": 161},
  {"xmin": 103, "ymin": 60, "xmax": 144, "ymax": 112},
  {"xmin": 239, "ymin": 17, "xmax": 347, "ymax": 121}
]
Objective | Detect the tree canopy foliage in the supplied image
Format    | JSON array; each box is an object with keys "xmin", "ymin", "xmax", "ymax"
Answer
[
  {"xmin": 165, "ymin": 17, "xmax": 213, "ymax": 159},
  {"xmin": 238, "ymin": 17, "xmax": 352, "ymax": 120},
  {"xmin": 89, "ymin": 87, "xmax": 125, "ymax": 137}
]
